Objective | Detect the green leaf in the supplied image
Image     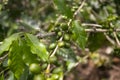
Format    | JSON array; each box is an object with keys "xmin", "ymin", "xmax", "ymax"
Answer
[
  {"xmin": 58, "ymin": 72, "xmax": 64, "ymax": 80},
  {"xmin": 0, "ymin": 74, "xmax": 4, "ymax": 80},
  {"xmin": 66, "ymin": 60, "xmax": 76, "ymax": 72},
  {"xmin": 25, "ymin": 33, "xmax": 48, "ymax": 61},
  {"xmin": 0, "ymin": 4, "xmax": 3, "ymax": 11},
  {"xmin": 72, "ymin": 21, "xmax": 87, "ymax": 49},
  {"xmin": 20, "ymin": 67, "xmax": 29, "ymax": 80},
  {"xmin": 0, "ymin": 33, "xmax": 19, "ymax": 56},
  {"xmin": 87, "ymin": 33, "xmax": 106, "ymax": 52},
  {"xmin": 7, "ymin": 71, "xmax": 15, "ymax": 80},
  {"xmin": 54, "ymin": 0, "xmax": 73, "ymax": 18},
  {"xmin": 8, "ymin": 40, "xmax": 25, "ymax": 79},
  {"xmin": 22, "ymin": 39, "xmax": 39, "ymax": 65},
  {"xmin": 57, "ymin": 48, "xmax": 77, "ymax": 71},
  {"xmin": 57, "ymin": 48, "xmax": 77, "ymax": 61}
]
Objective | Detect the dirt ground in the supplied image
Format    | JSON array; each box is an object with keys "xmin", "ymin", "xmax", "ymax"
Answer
[
  {"xmin": 64, "ymin": 47, "xmax": 120, "ymax": 80},
  {"xmin": 65, "ymin": 58, "xmax": 120, "ymax": 80}
]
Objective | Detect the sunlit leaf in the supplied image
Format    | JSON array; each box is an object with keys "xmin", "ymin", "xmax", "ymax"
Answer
[
  {"xmin": 0, "ymin": 74, "xmax": 4, "ymax": 80},
  {"xmin": 58, "ymin": 72, "xmax": 63, "ymax": 80},
  {"xmin": 8, "ymin": 40, "xmax": 25, "ymax": 79},
  {"xmin": 72, "ymin": 20, "xmax": 87, "ymax": 49},
  {"xmin": 66, "ymin": 60, "xmax": 76, "ymax": 72},
  {"xmin": 21, "ymin": 39, "xmax": 39, "ymax": 65},
  {"xmin": 7, "ymin": 71, "xmax": 15, "ymax": 80},
  {"xmin": 57, "ymin": 48, "xmax": 77, "ymax": 61},
  {"xmin": 0, "ymin": 33, "xmax": 19, "ymax": 56},
  {"xmin": 25, "ymin": 33, "xmax": 48, "ymax": 61}
]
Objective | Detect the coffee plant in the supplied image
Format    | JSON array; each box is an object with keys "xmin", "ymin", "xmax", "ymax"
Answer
[{"xmin": 0, "ymin": 0, "xmax": 120, "ymax": 80}]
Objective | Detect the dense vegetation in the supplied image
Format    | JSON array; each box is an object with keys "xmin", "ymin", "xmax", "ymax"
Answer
[{"xmin": 0, "ymin": 0, "xmax": 120, "ymax": 80}]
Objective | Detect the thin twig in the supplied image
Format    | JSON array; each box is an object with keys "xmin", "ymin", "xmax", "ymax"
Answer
[
  {"xmin": 36, "ymin": 32, "xmax": 55, "ymax": 38},
  {"xmin": 55, "ymin": 15, "xmax": 63, "ymax": 25},
  {"xmin": 68, "ymin": 0, "xmax": 86, "ymax": 27},
  {"xmin": 45, "ymin": 19, "xmax": 64, "ymax": 72},
  {"xmin": 103, "ymin": 7, "xmax": 109, "ymax": 17},
  {"xmin": 0, "ymin": 68, "xmax": 9, "ymax": 75},
  {"xmin": 47, "ymin": 0, "xmax": 87, "ymax": 57},
  {"xmin": 46, "ymin": 36, "xmax": 63, "ymax": 73},
  {"xmin": 50, "ymin": 45, "xmax": 59, "ymax": 57},
  {"xmin": 67, "ymin": 19, "xmax": 72, "ymax": 26},
  {"xmin": 73, "ymin": 0, "xmax": 86, "ymax": 18},
  {"xmin": 82, "ymin": 23, "xmax": 102, "ymax": 27},
  {"xmin": 0, "ymin": 54, "xmax": 8, "ymax": 61},
  {"xmin": 45, "ymin": 63, "xmax": 50, "ymax": 74},
  {"xmin": 46, "ymin": 0, "xmax": 86, "ymax": 72},
  {"xmin": 72, "ymin": 55, "xmax": 89, "ymax": 69},
  {"xmin": 110, "ymin": 23, "xmax": 120, "ymax": 46},
  {"xmin": 104, "ymin": 33, "xmax": 115, "ymax": 45},
  {"xmin": 36, "ymin": 29, "xmax": 120, "ymax": 38},
  {"xmin": 113, "ymin": 32, "xmax": 120, "ymax": 46},
  {"xmin": 50, "ymin": 36, "xmax": 63, "ymax": 57},
  {"xmin": 85, "ymin": 28, "xmax": 120, "ymax": 32},
  {"xmin": 91, "ymin": 10, "xmax": 101, "ymax": 20}
]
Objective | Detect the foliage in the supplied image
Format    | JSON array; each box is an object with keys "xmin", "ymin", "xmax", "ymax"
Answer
[{"xmin": 0, "ymin": 0, "xmax": 120, "ymax": 80}]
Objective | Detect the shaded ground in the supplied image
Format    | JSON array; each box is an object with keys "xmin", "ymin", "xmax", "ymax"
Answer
[
  {"xmin": 64, "ymin": 47, "xmax": 120, "ymax": 80},
  {"xmin": 65, "ymin": 59, "xmax": 120, "ymax": 80}
]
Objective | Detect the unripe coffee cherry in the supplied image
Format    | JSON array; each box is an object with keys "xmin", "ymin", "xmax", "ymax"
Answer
[
  {"xmin": 57, "ymin": 31, "xmax": 62, "ymax": 37},
  {"xmin": 58, "ymin": 41, "xmax": 65, "ymax": 47},
  {"xmin": 49, "ymin": 56, "xmax": 57, "ymax": 63},
  {"xmin": 29, "ymin": 63, "xmax": 41, "ymax": 74},
  {"xmin": 63, "ymin": 34, "xmax": 70, "ymax": 41},
  {"xmin": 49, "ymin": 43, "xmax": 56, "ymax": 50}
]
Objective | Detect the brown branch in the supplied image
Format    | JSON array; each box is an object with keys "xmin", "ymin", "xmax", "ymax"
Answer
[
  {"xmin": 36, "ymin": 29, "xmax": 120, "ymax": 38},
  {"xmin": 85, "ymin": 29, "xmax": 120, "ymax": 32},
  {"xmin": 67, "ymin": 19, "xmax": 72, "ymax": 26},
  {"xmin": 82, "ymin": 23, "xmax": 102, "ymax": 28},
  {"xmin": 0, "ymin": 54, "xmax": 8, "ymax": 61},
  {"xmin": 36, "ymin": 32, "xmax": 56, "ymax": 38}
]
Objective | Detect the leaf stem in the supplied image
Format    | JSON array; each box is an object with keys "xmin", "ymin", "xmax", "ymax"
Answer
[
  {"xmin": 50, "ymin": 36, "xmax": 63, "ymax": 57},
  {"xmin": 0, "ymin": 54, "xmax": 8, "ymax": 61},
  {"xmin": 73, "ymin": 0, "xmax": 86, "ymax": 18},
  {"xmin": 67, "ymin": 0, "xmax": 86, "ymax": 27}
]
